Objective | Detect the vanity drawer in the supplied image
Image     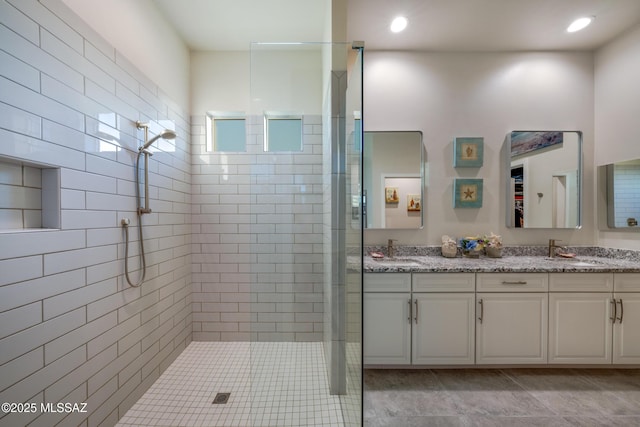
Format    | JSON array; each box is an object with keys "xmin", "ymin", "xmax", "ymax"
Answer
[
  {"xmin": 550, "ymin": 273, "xmax": 613, "ymax": 292},
  {"xmin": 614, "ymin": 273, "xmax": 640, "ymax": 292},
  {"xmin": 412, "ymin": 273, "xmax": 475, "ymax": 292},
  {"xmin": 477, "ymin": 273, "xmax": 548, "ymax": 292},
  {"xmin": 364, "ymin": 273, "xmax": 411, "ymax": 292}
]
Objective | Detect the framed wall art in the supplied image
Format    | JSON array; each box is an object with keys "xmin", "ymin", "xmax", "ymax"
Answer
[
  {"xmin": 407, "ymin": 194, "xmax": 421, "ymax": 212},
  {"xmin": 453, "ymin": 178, "xmax": 483, "ymax": 208},
  {"xmin": 453, "ymin": 137, "xmax": 484, "ymax": 168},
  {"xmin": 510, "ymin": 131, "xmax": 563, "ymax": 157},
  {"xmin": 385, "ymin": 187, "xmax": 399, "ymax": 203}
]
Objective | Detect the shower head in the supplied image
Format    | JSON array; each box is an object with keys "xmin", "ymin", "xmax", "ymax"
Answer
[{"xmin": 140, "ymin": 129, "xmax": 177, "ymax": 150}]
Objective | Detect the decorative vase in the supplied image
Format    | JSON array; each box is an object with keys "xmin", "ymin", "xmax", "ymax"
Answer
[
  {"xmin": 463, "ymin": 249, "xmax": 481, "ymax": 258},
  {"xmin": 486, "ymin": 246, "xmax": 503, "ymax": 258},
  {"xmin": 441, "ymin": 243, "xmax": 457, "ymax": 258}
]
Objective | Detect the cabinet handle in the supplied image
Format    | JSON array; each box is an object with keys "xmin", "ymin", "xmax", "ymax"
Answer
[
  {"xmin": 610, "ymin": 299, "xmax": 617, "ymax": 323},
  {"xmin": 617, "ymin": 299, "xmax": 624, "ymax": 323},
  {"xmin": 414, "ymin": 299, "xmax": 418, "ymax": 324},
  {"xmin": 478, "ymin": 299, "xmax": 483, "ymax": 324},
  {"xmin": 501, "ymin": 281, "xmax": 527, "ymax": 285},
  {"xmin": 408, "ymin": 299, "xmax": 412, "ymax": 323}
]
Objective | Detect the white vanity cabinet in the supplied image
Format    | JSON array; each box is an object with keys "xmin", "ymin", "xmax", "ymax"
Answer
[
  {"xmin": 363, "ymin": 273, "xmax": 412, "ymax": 365},
  {"xmin": 364, "ymin": 270, "xmax": 640, "ymax": 367},
  {"xmin": 412, "ymin": 273, "xmax": 475, "ymax": 364},
  {"xmin": 613, "ymin": 273, "xmax": 640, "ymax": 364},
  {"xmin": 548, "ymin": 273, "xmax": 614, "ymax": 364},
  {"xmin": 475, "ymin": 273, "xmax": 548, "ymax": 364},
  {"xmin": 363, "ymin": 272, "xmax": 475, "ymax": 365}
]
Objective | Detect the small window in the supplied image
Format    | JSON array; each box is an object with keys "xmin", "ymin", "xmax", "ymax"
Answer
[
  {"xmin": 206, "ymin": 112, "xmax": 246, "ymax": 152},
  {"xmin": 264, "ymin": 113, "xmax": 303, "ymax": 152}
]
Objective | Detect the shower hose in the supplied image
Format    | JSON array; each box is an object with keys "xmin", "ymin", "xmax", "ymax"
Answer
[{"xmin": 122, "ymin": 150, "xmax": 147, "ymax": 287}]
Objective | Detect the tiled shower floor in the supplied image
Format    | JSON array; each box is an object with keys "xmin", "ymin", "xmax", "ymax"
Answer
[{"xmin": 116, "ymin": 342, "xmax": 343, "ymax": 427}]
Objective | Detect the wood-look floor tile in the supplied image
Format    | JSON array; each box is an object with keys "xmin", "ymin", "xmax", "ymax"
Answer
[
  {"xmin": 432, "ymin": 369, "xmax": 554, "ymax": 417},
  {"xmin": 503, "ymin": 369, "xmax": 640, "ymax": 417},
  {"xmin": 364, "ymin": 415, "xmax": 469, "ymax": 426}
]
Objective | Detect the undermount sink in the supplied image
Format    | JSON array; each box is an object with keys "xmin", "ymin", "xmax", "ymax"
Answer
[
  {"xmin": 546, "ymin": 257, "xmax": 601, "ymax": 267},
  {"xmin": 373, "ymin": 257, "xmax": 423, "ymax": 267},
  {"xmin": 566, "ymin": 261, "xmax": 600, "ymax": 267}
]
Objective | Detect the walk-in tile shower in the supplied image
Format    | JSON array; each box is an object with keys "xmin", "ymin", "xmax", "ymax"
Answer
[
  {"xmin": 185, "ymin": 42, "xmax": 364, "ymax": 426},
  {"xmin": 0, "ymin": 0, "xmax": 362, "ymax": 424}
]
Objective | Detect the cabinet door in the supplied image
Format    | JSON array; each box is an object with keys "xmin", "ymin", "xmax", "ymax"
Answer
[
  {"xmin": 549, "ymin": 293, "xmax": 612, "ymax": 364},
  {"xmin": 613, "ymin": 293, "xmax": 640, "ymax": 364},
  {"xmin": 476, "ymin": 293, "xmax": 548, "ymax": 364},
  {"xmin": 413, "ymin": 293, "xmax": 475, "ymax": 365},
  {"xmin": 363, "ymin": 292, "xmax": 411, "ymax": 365}
]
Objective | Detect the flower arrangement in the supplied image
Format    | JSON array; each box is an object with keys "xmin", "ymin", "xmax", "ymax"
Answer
[
  {"xmin": 444, "ymin": 233, "xmax": 504, "ymax": 258},
  {"xmin": 459, "ymin": 236, "xmax": 486, "ymax": 257}
]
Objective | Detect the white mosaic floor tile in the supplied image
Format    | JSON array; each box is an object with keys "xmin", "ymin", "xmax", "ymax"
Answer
[{"xmin": 116, "ymin": 342, "xmax": 344, "ymax": 427}]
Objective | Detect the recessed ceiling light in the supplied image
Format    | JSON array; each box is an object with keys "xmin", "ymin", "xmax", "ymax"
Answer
[
  {"xmin": 567, "ymin": 16, "xmax": 594, "ymax": 33},
  {"xmin": 390, "ymin": 16, "xmax": 408, "ymax": 33}
]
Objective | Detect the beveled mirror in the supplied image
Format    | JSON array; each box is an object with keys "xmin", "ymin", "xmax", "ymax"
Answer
[
  {"xmin": 506, "ymin": 131, "xmax": 582, "ymax": 229},
  {"xmin": 363, "ymin": 131, "xmax": 424, "ymax": 229}
]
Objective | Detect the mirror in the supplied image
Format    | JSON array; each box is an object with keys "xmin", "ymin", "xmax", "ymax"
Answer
[
  {"xmin": 506, "ymin": 131, "xmax": 582, "ymax": 229},
  {"xmin": 605, "ymin": 159, "xmax": 640, "ymax": 229},
  {"xmin": 363, "ymin": 131, "xmax": 424, "ymax": 229}
]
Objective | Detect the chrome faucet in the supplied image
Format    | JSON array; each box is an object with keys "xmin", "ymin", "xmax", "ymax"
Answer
[
  {"xmin": 387, "ymin": 239, "xmax": 397, "ymax": 259},
  {"xmin": 548, "ymin": 239, "xmax": 563, "ymax": 258}
]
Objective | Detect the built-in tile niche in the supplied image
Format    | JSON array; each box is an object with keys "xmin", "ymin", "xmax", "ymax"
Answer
[{"xmin": 0, "ymin": 157, "xmax": 60, "ymax": 232}]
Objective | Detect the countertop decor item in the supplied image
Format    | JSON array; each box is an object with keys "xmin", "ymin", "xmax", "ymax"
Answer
[
  {"xmin": 486, "ymin": 246, "xmax": 502, "ymax": 258},
  {"xmin": 484, "ymin": 232, "xmax": 503, "ymax": 258},
  {"xmin": 460, "ymin": 236, "xmax": 485, "ymax": 258},
  {"xmin": 441, "ymin": 235, "xmax": 458, "ymax": 258}
]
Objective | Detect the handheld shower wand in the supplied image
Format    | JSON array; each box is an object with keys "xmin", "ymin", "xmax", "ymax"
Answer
[
  {"xmin": 122, "ymin": 121, "xmax": 178, "ymax": 288},
  {"xmin": 134, "ymin": 121, "xmax": 176, "ymax": 214}
]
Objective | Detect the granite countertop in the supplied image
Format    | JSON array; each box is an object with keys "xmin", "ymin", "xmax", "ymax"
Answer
[
  {"xmin": 362, "ymin": 246, "xmax": 640, "ymax": 273},
  {"xmin": 364, "ymin": 255, "xmax": 640, "ymax": 273}
]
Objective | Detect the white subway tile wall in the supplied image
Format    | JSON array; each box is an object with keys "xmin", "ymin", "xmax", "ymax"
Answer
[
  {"xmin": 0, "ymin": 1, "xmax": 191, "ymax": 427},
  {"xmin": 191, "ymin": 114, "xmax": 325, "ymax": 342}
]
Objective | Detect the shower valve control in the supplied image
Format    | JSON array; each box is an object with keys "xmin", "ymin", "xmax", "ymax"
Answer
[{"xmin": 121, "ymin": 218, "xmax": 130, "ymax": 227}]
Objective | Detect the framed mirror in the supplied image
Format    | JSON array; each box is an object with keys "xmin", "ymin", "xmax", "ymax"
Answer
[
  {"xmin": 506, "ymin": 131, "xmax": 582, "ymax": 229},
  {"xmin": 605, "ymin": 159, "xmax": 640, "ymax": 230},
  {"xmin": 363, "ymin": 131, "xmax": 424, "ymax": 229}
]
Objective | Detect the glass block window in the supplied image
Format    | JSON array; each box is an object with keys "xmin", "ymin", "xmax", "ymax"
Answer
[
  {"xmin": 206, "ymin": 112, "xmax": 246, "ymax": 152},
  {"xmin": 264, "ymin": 113, "xmax": 303, "ymax": 152}
]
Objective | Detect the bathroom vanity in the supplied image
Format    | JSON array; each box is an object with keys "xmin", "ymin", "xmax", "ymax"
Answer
[{"xmin": 363, "ymin": 253, "xmax": 640, "ymax": 367}]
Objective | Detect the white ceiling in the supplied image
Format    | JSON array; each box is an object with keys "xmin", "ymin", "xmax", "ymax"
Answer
[
  {"xmin": 152, "ymin": 0, "xmax": 328, "ymax": 51},
  {"xmin": 153, "ymin": 0, "xmax": 640, "ymax": 52}
]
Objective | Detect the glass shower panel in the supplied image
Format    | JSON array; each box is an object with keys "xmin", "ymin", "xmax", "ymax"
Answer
[
  {"xmin": 249, "ymin": 42, "xmax": 362, "ymax": 426},
  {"xmin": 341, "ymin": 45, "xmax": 363, "ymax": 427}
]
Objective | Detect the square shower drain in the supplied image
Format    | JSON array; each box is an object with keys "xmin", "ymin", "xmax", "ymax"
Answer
[{"xmin": 212, "ymin": 393, "xmax": 230, "ymax": 404}]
